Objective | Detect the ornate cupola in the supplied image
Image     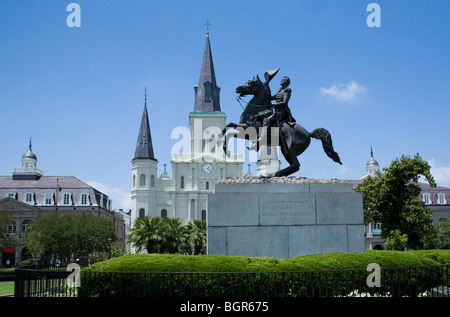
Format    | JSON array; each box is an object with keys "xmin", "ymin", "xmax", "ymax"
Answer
[
  {"xmin": 13, "ymin": 139, "xmax": 44, "ymax": 180},
  {"xmin": 361, "ymin": 147, "xmax": 380, "ymax": 180}
]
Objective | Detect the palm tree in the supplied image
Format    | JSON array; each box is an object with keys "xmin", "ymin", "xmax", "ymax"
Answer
[
  {"xmin": 128, "ymin": 217, "xmax": 165, "ymax": 253},
  {"xmin": 160, "ymin": 217, "xmax": 187, "ymax": 253},
  {"xmin": 186, "ymin": 219, "xmax": 207, "ymax": 255},
  {"xmin": 128, "ymin": 217, "xmax": 207, "ymax": 255}
]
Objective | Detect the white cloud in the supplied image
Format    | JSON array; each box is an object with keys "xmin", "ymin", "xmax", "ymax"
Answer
[
  {"xmin": 428, "ymin": 159, "xmax": 450, "ymax": 186},
  {"xmin": 87, "ymin": 181, "xmax": 131, "ymax": 211},
  {"xmin": 320, "ymin": 81, "xmax": 367, "ymax": 102}
]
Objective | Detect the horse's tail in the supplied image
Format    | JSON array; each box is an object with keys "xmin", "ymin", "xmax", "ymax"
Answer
[{"xmin": 310, "ymin": 128, "xmax": 342, "ymax": 165}]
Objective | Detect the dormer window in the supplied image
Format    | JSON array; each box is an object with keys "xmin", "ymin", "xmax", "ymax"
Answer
[
  {"xmin": 437, "ymin": 193, "xmax": 447, "ymax": 205},
  {"xmin": 80, "ymin": 193, "xmax": 90, "ymax": 206},
  {"xmin": 61, "ymin": 193, "xmax": 72, "ymax": 206},
  {"xmin": 422, "ymin": 193, "xmax": 431, "ymax": 205},
  {"xmin": 44, "ymin": 193, "xmax": 54, "ymax": 205},
  {"xmin": 7, "ymin": 192, "xmax": 17, "ymax": 199},
  {"xmin": 24, "ymin": 192, "xmax": 35, "ymax": 205},
  {"xmin": 204, "ymin": 82, "xmax": 211, "ymax": 102}
]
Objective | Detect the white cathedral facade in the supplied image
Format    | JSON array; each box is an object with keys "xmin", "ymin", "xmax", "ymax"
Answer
[{"xmin": 130, "ymin": 33, "xmax": 245, "ymax": 227}]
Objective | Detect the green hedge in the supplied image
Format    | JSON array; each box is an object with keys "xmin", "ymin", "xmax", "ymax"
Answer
[
  {"xmin": 79, "ymin": 250, "xmax": 449, "ymax": 297},
  {"xmin": 85, "ymin": 250, "xmax": 450, "ymax": 273},
  {"xmin": 0, "ymin": 268, "xmax": 15, "ymax": 276}
]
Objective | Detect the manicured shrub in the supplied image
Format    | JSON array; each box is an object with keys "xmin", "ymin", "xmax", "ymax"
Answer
[{"xmin": 79, "ymin": 250, "xmax": 449, "ymax": 297}]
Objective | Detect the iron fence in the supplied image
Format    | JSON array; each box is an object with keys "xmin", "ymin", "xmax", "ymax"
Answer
[{"xmin": 14, "ymin": 265, "xmax": 449, "ymax": 298}]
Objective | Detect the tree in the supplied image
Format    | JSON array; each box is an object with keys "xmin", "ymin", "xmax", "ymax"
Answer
[
  {"xmin": 355, "ymin": 153, "xmax": 438, "ymax": 249},
  {"xmin": 186, "ymin": 219, "xmax": 207, "ymax": 255},
  {"xmin": 384, "ymin": 229, "xmax": 408, "ymax": 250},
  {"xmin": 0, "ymin": 209, "xmax": 15, "ymax": 251},
  {"xmin": 26, "ymin": 213, "xmax": 116, "ymax": 262},
  {"xmin": 128, "ymin": 217, "xmax": 207, "ymax": 255},
  {"xmin": 127, "ymin": 216, "xmax": 165, "ymax": 253},
  {"xmin": 425, "ymin": 218, "xmax": 450, "ymax": 249},
  {"xmin": 160, "ymin": 217, "xmax": 188, "ymax": 254}
]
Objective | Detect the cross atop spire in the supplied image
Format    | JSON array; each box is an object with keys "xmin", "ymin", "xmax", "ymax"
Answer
[{"xmin": 204, "ymin": 19, "xmax": 212, "ymax": 34}]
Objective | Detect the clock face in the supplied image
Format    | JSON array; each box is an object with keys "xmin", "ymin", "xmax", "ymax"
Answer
[{"xmin": 201, "ymin": 163, "xmax": 213, "ymax": 174}]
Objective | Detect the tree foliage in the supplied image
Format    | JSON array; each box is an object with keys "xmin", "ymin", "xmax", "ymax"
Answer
[
  {"xmin": 128, "ymin": 217, "xmax": 207, "ymax": 255},
  {"xmin": 25, "ymin": 213, "xmax": 116, "ymax": 262},
  {"xmin": 355, "ymin": 153, "xmax": 438, "ymax": 249},
  {"xmin": 0, "ymin": 209, "xmax": 14, "ymax": 251},
  {"xmin": 425, "ymin": 218, "xmax": 450, "ymax": 249}
]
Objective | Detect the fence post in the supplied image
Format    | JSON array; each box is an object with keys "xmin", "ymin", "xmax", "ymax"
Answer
[{"xmin": 14, "ymin": 268, "xmax": 24, "ymax": 297}]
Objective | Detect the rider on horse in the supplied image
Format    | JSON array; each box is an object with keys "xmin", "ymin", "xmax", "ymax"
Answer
[{"xmin": 249, "ymin": 74, "xmax": 296, "ymax": 151}]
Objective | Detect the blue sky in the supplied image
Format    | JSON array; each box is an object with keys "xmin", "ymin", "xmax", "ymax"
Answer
[{"xmin": 1, "ymin": 1, "xmax": 449, "ymax": 210}]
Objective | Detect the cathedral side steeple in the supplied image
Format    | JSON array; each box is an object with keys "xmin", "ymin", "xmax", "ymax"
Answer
[
  {"xmin": 131, "ymin": 89, "xmax": 159, "ymax": 228},
  {"xmin": 133, "ymin": 89, "xmax": 156, "ymax": 161},
  {"xmin": 194, "ymin": 33, "xmax": 221, "ymax": 112}
]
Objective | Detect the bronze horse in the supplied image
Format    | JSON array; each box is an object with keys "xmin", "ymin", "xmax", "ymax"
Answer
[{"xmin": 222, "ymin": 74, "xmax": 342, "ymax": 177}]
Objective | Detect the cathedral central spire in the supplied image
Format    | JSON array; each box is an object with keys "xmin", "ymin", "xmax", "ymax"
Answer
[{"xmin": 194, "ymin": 32, "xmax": 221, "ymax": 112}]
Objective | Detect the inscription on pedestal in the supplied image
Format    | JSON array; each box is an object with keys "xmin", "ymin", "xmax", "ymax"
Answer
[{"xmin": 259, "ymin": 193, "xmax": 315, "ymax": 225}]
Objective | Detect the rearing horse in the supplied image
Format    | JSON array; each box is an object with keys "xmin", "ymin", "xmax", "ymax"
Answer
[{"xmin": 222, "ymin": 74, "xmax": 342, "ymax": 177}]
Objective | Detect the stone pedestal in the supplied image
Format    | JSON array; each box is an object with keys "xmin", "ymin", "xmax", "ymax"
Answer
[{"xmin": 207, "ymin": 177, "xmax": 365, "ymax": 258}]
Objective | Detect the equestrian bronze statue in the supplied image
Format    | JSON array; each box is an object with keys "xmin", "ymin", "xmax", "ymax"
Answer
[{"xmin": 221, "ymin": 69, "xmax": 342, "ymax": 177}]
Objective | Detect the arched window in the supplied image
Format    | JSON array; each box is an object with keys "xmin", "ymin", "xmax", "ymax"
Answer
[
  {"xmin": 161, "ymin": 209, "xmax": 167, "ymax": 219},
  {"xmin": 133, "ymin": 175, "xmax": 136, "ymax": 187},
  {"xmin": 151, "ymin": 175, "xmax": 155, "ymax": 187},
  {"xmin": 140, "ymin": 174, "xmax": 146, "ymax": 187},
  {"xmin": 22, "ymin": 220, "xmax": 32, "ymax": 232},
  {"xmin": 206, "ymin": 182, "xmax": 209, "ymax": 190},
  {"xmin": 139, "ymin": 208, "xmax": 145, "ymax": 218},
  {"xmin": 201, "ymin": 209, "xmax": 207, "ymax": 220},
  {"xmin": 180, "ymin": 176, "xmax": 185, "ymax": 189},
  {"xmin": 204, "ymin": 81, "xmax": 212, "ymax": 102}
]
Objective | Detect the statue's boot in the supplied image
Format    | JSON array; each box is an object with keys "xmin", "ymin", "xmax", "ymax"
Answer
[{"xmin": 247, "ymin": 126, "xmax": 268, "ymax": 151}]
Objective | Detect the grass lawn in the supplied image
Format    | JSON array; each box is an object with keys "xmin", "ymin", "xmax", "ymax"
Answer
[{"xmin": 0, "ymin": 281, "xmax": 14, "ymax": 296}]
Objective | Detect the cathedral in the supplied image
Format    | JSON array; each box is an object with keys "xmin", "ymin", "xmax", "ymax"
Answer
[{"xmin": 130, "ymin": 33, "xmax": 244, "ymax": 227}]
